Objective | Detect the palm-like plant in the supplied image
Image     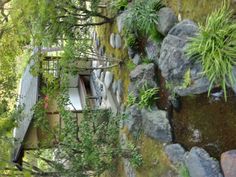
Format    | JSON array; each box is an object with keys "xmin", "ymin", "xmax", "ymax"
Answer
[{"xmin": 187, "ymin": 2, "xmax": 236, "ymax": 100}]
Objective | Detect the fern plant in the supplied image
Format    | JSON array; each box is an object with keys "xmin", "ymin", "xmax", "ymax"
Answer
[
  {"xmin": 186, "ymin": 2, "xmax": 236, "ymax": 100},
  {"xmin": 139, "ymin": 85, "xmax": 159, "ymax": 109}
]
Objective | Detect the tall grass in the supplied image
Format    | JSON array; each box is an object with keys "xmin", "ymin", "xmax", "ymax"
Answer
[
  {"xmin": 124, "ymin": 0, "xmax": 163, "ymax": 38},
  {"xmin": 186, "ymin": 2, "xmax": 236, "ymax": 100}
]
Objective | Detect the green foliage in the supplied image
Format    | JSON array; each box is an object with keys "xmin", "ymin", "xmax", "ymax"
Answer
[
  {"xmin": 139, "ymin": 85, "xmax": 159, "ymax": 109},
  {"xmin": 111, "ymin": 0, "xmax": 128, "ymax": 11},
  {"xmin": 125, "ymin": 33, "xmax": 137, "ymax": 48},
  {"xmin": 179, "ymin": 165, "xmax": 190, "ymax": 177},
  {"xmin": 126, "ymin": 59, "xmax": 136, "ymax": 71},
  {"xmin": 142, "ymin": 56, "xmax": 153, "ymax": 64},
  {"xmin": 127, "ymin": 92, "xmax": 137, "ymax": 107},
  {"xmin": 127, "ymin": 143, "xmax": 143, "ymax": 168},
  {"xmin": 182, "ymin": 68, "xmax": 192, "ymax": 88},
  {"xmin": 124, "ymin": 0, "xmax": 163, "ymax": 38},
  {"xmin": 186, "ymin": 2, "xmax": 236, "ymax": 100}
]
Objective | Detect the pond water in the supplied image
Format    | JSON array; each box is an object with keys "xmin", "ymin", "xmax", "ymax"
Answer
[{"xmin": 172, "ymin": 90, "xmax": 236, "ymax": 159}]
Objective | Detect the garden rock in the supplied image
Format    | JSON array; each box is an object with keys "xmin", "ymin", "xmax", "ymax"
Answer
[
  {"xmin": 221, "ymin": 150, "xmax": 236, "ymax": 177},
  {"xmin": 165, "ymin": 143, "xmax": 185, "ymax": 165},
  {"xmin": 100, "ymin": 71, "xmax": 105, "ymax": 82},
  {"xmin": 168, "ymin": 20, "xmax": 199, "ymax": 39},
  {"xmin": 117, "ymin": 79, "xmax": 123, "ymax": 97},
  {"xmin": 174, "ymin": 63, "xmax": 210, "ymax": 96},
  {"xmin": 157, "ymin": 7, "xmax": 178, "ymax": 36},
  {"xmin": 128, "ymin": 47, "xmax": 135, "ymax": 59},
  {"xmin": 184, "ymin": 147, "xmax": 223, "ymax": 177},
  {"xmin": 132, "ymin": 54, "xmax": 141, "ymax": 65},
  {"xmin": 115, "ymin": 34, "xmax": 122, "ymax": 49},
  {"xmin": 141, "ymin": 109, "xmax": 172, "ymax": 143},
  {"xmin": 110, "ymin": 33, "xmax": 116, "ymax": 48},
  {"xmin": 117, "ymin": 11, "xmax": 127, "ymax": 33},
  {"xmin": 227, "ymin": 66, "xmax": 236, "ymax": 94},
  {"xmin": 129, "ymin": 63, "xmax": 157, "ymax": 97},
  {"xmin": 98, "ymin": 45, "xmax": 105, "ymax": 56},
  {"xmin": 145, "ymin": 39, "xmax": 161, "ymax": 64},
  {"xmin": 104, "ymin": 71, "xmax": 113, "ymax": 89},
  {"xmin": 112, "ymin": 80, "xmax": 118, "ymax": 93},
  {"xmin": 124, "ymin": 105, "xmax": 142, "ymax": 137},
  {"xmin": 159, "ymin": 20, "xmax": 210, "ymax": 96}
]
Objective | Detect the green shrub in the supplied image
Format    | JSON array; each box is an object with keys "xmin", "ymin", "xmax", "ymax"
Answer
[
  {"xmin": 124, "ymin": 0, "xmax": 163, "ymax": 39},
  {"xmin": 111, "ymin": 0, "xmax": 128, "ymax": 11},
  {"xmin": 125, "ymin": 33, "xmax": 137, "ymax": 48},
  {"xmin": 139, "ymin": 85, "xmax": 159, "ymax": 109},
  {"xmin": 186, "ymin": 2, "xmax": 236, "ymax": 100}
]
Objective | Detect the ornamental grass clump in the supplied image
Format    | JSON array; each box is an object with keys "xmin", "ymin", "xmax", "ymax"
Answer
[
  {"xmin": 186, "ymin": 3, "xmax": 236, "ymax": 101},
  {"xmin": 124, "ymin": 0, "xmax": 163, "ymax": 37}
]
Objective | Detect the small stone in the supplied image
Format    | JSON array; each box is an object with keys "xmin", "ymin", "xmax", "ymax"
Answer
[
  {"xmin": 104, "ymin": 71, "xmax": 113, "ymax": 89},
  {"xmin": 128, "ymin": 47, "xmax": 135, "ymax": 59},
  {"xmin": 100, "ymin": 71, "xmax": 105, "ymax": 82},
  {"xmin": 110, "ymin": 33, "xmax": 116, "ymax": 48},
  {"xmin": 117, "ymin": 11, "xmax": 128, "ymax": 33},
  {"xmin": 132, "ymin": 54, "xmax": 141, "ymax": 65},
  {"xmin": 117, "ymin": 79, "xmax": 123, "ymax": 97},
  {"xmin": 157, "ymin": 7, "xmax": 178, "ymax": 36},
  {"xmin": 95, "ymin": 38, "xmax": 100, "ymax": 50},
  {"xmin": 98, "ymin": 45, "xmax": 105, "ymax": 56},
  {"xmin": 165, "ymin": 143, "xmax": 186, "ymax": 165},
  {"xmin": 221, "ymin": 150, "xmax": 236, "ymax": 177},
  {"xmin": 94, "ymin": 69, "xmax": 101, "ymax": 78},
  {"xmin": 115, "ymin": 34, "xmax": 122, "ymax": 49},
  {"xmin": 112, "ymin": 80, "xmax": 118, "ymax": 93}
]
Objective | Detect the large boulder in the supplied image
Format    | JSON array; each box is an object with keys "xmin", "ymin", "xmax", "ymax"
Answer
[
  {"xmin": 221, "ymin": 150, "xmax": 236, "ymax": 177},
  {"xmin": 184, "ymin": 147, "xmax": 223, "ymax": 177},
  {"xmin": 124, "ymin": 105, "xmax": 142, "ymax": 137},
  {"xmin": 165, "ymin": 143, "xmax": 186, "ymax": 165},
  {"xmin": 141, "ymin": 109, "xmax": 172, "ymax": 143},
  {"xmin": 157, "ymin": 7, "xmax": 178, "ymax": 36},
  {"xmin": 129, "ymin": 63, "xmax": 157, "ymax": 97},
  {"xmin": 145, "ymin": 38, "xmax": 161, "ymax": 65},
  {"xmin": 158, "ymin": 20, "xmax": 210, "ymax": 96}
]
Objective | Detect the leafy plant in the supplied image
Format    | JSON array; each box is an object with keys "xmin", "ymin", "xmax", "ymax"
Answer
[
  {"xmin": 111, "ymin": 0, "xmax": 128, "ymax": 11},
  {"xmin": 125, "ymin": 33, "xmax": 137, "ymax": 48},
  {"xmin": 179, "ymin": 165, "xmax": 190, "ymax": 177},
  {"xmin": 182, "ymin": 68, "xmax": 191, "ymax": 88},
  {"xmin": 127, "ymin": 143, "xmax": 143, "ymax": 168},
  {"xmin": 126, "ymin": 59, "xmax": 136, "ymax": 71},
  {"xmin": 124, "ymin": 0, "xmax": 163, "ymax": 38},
  {"xmin": 139, "ymin": 85, "xmax": 159, "ymax": 109},
  {"xmin": 186, "ymin": 2, "xmax": 236, "ymax": 100},
  {"xmin": 127, "ymin": 92, "xmax": 137, "ymax": 107}
]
